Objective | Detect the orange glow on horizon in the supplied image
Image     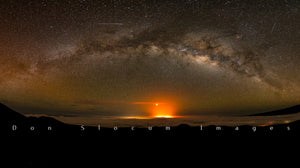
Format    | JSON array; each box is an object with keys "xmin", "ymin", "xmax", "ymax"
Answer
[
  {"xmin": 133, "ymin": 102, "xmax": 166, "ymax": 105},
  {"xmin": 120, "ymin": 115, "xmax": 182, "ymax": 119},
  {"xmin": 154, "ymin": 115, "xmax": 174, "ymax": 118},
  {"xmin": 152, "ymin": 102, "xmax": 176, "ymax": 118},
  {"xmin": 259, "ymin": 122, "xmax": 274, "ymax": 127},
  {"xmin": 132, "ymin": 97, "xmax": 181, "ymax": 119}
]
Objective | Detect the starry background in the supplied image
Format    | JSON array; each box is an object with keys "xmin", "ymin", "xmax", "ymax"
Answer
[{"xmin": 0, "ymin": 0, "xmax": 299, "ymax": 124}]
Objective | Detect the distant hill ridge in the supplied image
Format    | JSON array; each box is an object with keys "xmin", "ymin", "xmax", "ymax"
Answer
[
  {"xmin": 249, "ymin": 104, "xmax": 300, "ymax": 116},
  {"xmin": 0, "ymin": 102, "xmax": 64, "ymax": 125},
  {"xmin": 0, "ymin": 103, "xmax": 27, "ymax": 121}
]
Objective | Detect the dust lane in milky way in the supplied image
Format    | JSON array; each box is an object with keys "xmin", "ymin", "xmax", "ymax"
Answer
[{"xmin": 0, "ymin": 0, "xmax": 299, "ymax": 119}]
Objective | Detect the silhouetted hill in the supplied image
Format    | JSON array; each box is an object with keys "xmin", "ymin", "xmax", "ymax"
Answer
[
  {"xmin": 0, "ymin": 103, "xmax": 64, "ymax": 125},
  {"xmin": 249, "ymin": 104, "xmax": 300, "ymax": 116},
  {"xmin": 0, "ymin": 102, "xmax": 78, "ymax": 136},
  {"xmin": 0, "ymin": 103, "xmax": 26, "ymax": 121}
]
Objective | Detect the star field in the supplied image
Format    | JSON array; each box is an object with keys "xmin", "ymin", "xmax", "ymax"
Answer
[{"xmin": 0, "ymin": 0, "xmax": 299, "ymax": 121}]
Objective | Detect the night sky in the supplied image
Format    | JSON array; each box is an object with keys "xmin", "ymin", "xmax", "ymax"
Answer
[{"xmin": 0, "ymin": 0, "xmax": 299, "ymax": 124}]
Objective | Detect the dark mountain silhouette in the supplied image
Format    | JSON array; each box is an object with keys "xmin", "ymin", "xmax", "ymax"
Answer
[
  {"xmin": 0, "ymin": 103, "xmax": 27, "ymax": 121},
  {"xmin": 0, "ymin": 102, "xmax": 79, "ymax": 136},
  {"xmin": 0, "ymin": 103, "xmax": 64, "ymax": 125},
  {"xmin": 249, "ymin": 104, "xmax": 300, "ymax": 116}
]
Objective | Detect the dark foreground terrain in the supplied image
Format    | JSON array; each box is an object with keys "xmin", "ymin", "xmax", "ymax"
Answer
[
  {"xmin": 1, "ymin": 103, "xmax": 300, "ymax": 137},
  {"xmin": 2, "ymin": 103, "xmax": 300, "ymax": 167}
]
